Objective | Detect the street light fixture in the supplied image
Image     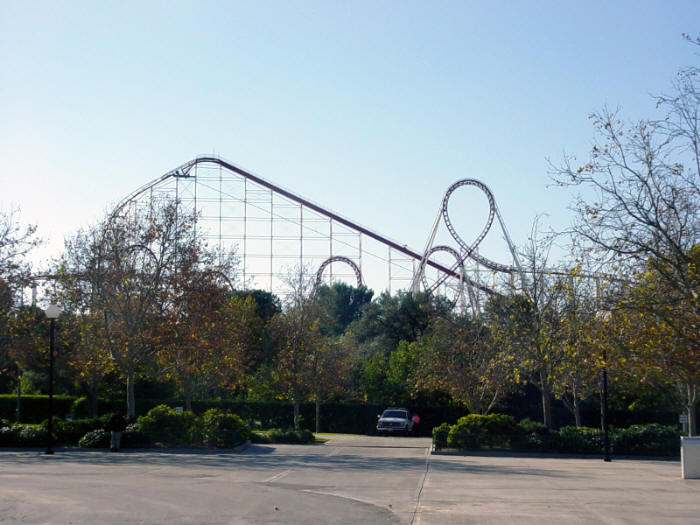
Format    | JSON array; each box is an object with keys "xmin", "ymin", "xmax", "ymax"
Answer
[{"xmin": 44, "ymin": 304, "xmax": 61, "ymax": 455}]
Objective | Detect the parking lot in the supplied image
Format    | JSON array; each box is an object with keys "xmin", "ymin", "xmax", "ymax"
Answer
[{"xmin": 0, "ymin": 435, "xmax": 698, "ymax": 524}]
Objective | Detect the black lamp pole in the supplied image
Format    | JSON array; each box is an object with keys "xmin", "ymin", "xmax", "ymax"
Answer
[
  {"xmin": 44, "ymin": 304, "xmax": 61, "ymax": 455},
  {"xmin": 602, "ymin": 347, "xmax": 611, "ymax": 462},
  {"xmin": 46, "ymin": 316, "xmax": 55, "ymax": 455}
]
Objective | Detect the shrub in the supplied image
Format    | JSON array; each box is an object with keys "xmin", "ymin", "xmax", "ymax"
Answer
[
  {"xmin": 16, "ymin": 425, "xmax": 48, "ymax": 447},
  {"xmin": 517, "ymin": 418, "xmax": 549, "ymax": 435},
  {"xmin": 136, "ymin": 405, "xmax": 196, "ymax": 447},
  {"xmin": 200, "ymin": 409, "xmax": 249, "ymax": 448},
  {"xmin": 250, "ymin": 428, "xmax": 314, "ymax": 444},
  {"xmin": 42, "ymin": 418, "xmax": 104, "ymax": 446},
  {"xmin": 448, "ymin": 413, "xmax": 518, "ymax": 448},
  {"xmin": 0, "ymin": 426, "xmax": 19, "ymax": 446},
  {"xmin": 447, "ymin": 422, "xmax": 481, "ymax": 450},
  {"xmin": 612, "ymin": 424, "xmax": 680, "ymax": 457},
  {"xmin": 511, "ymin": 419, "xmax": 556, "ymax": 452},
  {"xmin": 557, "ymin": 426, "xmax": 604, "ymax": 454},
  {"xmin": 250, "ymin": 431, "xmax": 272, "ymax": 444},
  {"xmin": 121, "ymin": 423, "xmax": 151, "ymax": 449},
  {"xmin": 266, "ymin": 428, "xmax": 314, "ymax": 444},
  {"xmin": 79, "ymin": 429, "xmax": 110, "ymax": 448},
  {"xmin": 432, "ymin": 423, "xmax": 451, "ymax": 450}
]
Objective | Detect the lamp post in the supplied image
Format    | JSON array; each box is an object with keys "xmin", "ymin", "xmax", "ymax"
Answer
[
  {"xmin": 44, "ymin": 304, "xmax": 61, "ymax": 455},
  {"xmin": 601, "ymin": 347, "xmax": 611, "ymax": 462},
  {"xmin": 596, "ymin": 309, "xmax": 612, "ymax": 462}
]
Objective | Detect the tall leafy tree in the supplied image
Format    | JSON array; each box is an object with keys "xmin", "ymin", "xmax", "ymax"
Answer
[
  {"xmin": 553, "ymin": 45, "xmax": 699, "ymax": 433},
  {"xmin": 57, "ymin": 199, "xmax": 236, "ymax": 417},
  {"xmin": 412, "ymin": 314, "xmax": 513, "ymax": 415}
]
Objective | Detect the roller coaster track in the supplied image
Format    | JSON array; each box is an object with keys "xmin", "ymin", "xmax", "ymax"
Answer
[
  {"xmin": 412, "ymin": 178, "xmax": 526, "ymax": 297},
  {"xmin": 110, "ymin": 156, "xmax": 496, "ymax": 296},
  {"xmin": 30, "ymin": 157, "xmax": 626, "ymax": 308}
]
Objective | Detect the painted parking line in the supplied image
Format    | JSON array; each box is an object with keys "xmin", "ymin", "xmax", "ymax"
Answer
[{"xmin": 263, "ymin": 470, "xmax": 292, "ymax": 483}]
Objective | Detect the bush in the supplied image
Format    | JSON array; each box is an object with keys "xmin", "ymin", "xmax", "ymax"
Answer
[
  {"xmin": 44, "ymin": 418, "xmax": 105, "ymax": 446},
  {"xmin": 447, "ymin": 413, "xmax": 518, "ymax": 448},
  {"xmin": 612, "ymin": 424, "xmax": 680, "ymax": 456},
  {"xmin": 557, "ymin": 426, "xmax": 604, "ymax": 454},
  {"xmin": 79, "ymin": 429, "xmax": 110, "ymax": 448},
  {"xmin": 509, "ymin": 418, "xmax": 554, "ymax": 451},
  {"xmin": 251, "ymin": 428, "xmax": 315, "ymax": 444},
  {"xmin": 16, "ymin": 425, "xmax": 48, "ymax": 447},
  {"xmin": 136, "ymin": 405, "xmax": 196, "ymax": 447},
  {"xmin": 200, "ymin": 409, "xmax": 249, "ymax": 448},
  {"xmin": 517, "ymin": 418, "xmax": 549, "ymax": 435},
  {"xmin": 447, "ymin": 422, "xmax": 481, "ymax": 450},
  {"xmin": 269, "ymin": 428, "xmax": 315, "ymax": 444},
  {"xmin": 432, "ymin": 423, "xmax": 451, "ymax": 450},
  {"xmin": 121, "ymin": 423, "xmax": 151, "ymax": 448},
  {"xmin": 0, "ymin": 425, "xmax": 18, "ymax": 446}
]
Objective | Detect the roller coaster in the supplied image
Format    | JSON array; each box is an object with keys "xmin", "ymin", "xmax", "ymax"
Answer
[{"xmin": 108, "ymin": 156, "xmax": 529, "ymax": 310}]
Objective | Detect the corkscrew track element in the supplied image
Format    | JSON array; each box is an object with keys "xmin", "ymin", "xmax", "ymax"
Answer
[{"xmin": 412, "ymin": 178, "xmax": 525, "ymax": 300}]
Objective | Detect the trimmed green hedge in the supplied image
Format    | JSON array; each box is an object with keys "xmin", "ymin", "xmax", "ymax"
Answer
[
  {"xmin": 0, "ymin": 395, "xmax": 77, "ymax": 423},
  {"xmin": 251, "ymin": 428, "xmax": 315, "ymax": 444},
  {"xmin": 200, "ymin": 409, "xmax": 250, "ymax": 448},
  {"xmin": 434, "ymin": 416, "xmax": 681, "ymax": 456},
  {"xmin": 1, "ymin": 396, "xmax": 466, "ymax": 435}
]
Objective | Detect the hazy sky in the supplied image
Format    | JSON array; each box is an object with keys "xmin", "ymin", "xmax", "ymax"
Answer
[{"xmin": 1, "ymin": 1, "xmax": 698, "ymax": 271}]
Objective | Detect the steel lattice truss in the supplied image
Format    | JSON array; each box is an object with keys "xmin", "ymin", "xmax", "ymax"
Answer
[{"xmin": 110, "ymin": 156, "xmax": 525, "ymax": 305}]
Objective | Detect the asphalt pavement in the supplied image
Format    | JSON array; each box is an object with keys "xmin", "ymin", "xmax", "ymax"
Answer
[{"xmin": 0, "ymin": 435, "xmax": 697, "ymax": 524}]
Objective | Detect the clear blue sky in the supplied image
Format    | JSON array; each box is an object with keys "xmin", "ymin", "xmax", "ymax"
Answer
[{"xmin": 1, "ymin": 1, "xmax": 698, "ymax": 270}]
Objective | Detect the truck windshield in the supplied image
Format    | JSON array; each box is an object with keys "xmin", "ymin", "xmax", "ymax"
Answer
[{"xmin": 382, "ymin": 411, "xmax": 407, "ymax": 418}]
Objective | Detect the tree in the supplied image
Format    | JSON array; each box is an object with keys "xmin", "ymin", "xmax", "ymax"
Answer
[
  {"xmin": 344, "ymin": 290, "xmax": 450, "ymax": 404},
  {"xmin": 160, "ymin": 286, "xmax": 259, "ymax": 411},
  {"xmin": 268, "ymin": 268, "xmax": 321, "ymax": 429},
  {"xmin": 486, "ymin": 222, "xmax": 566, "ymax": 428},
  {"xmin": 0, "ymin": 208, "xmax": 39, "ymax": 301},
  {"xmin": 57, "ymin": 199, "xmax": 236, "ymax": 418},
  {"xmin": 551, "ymin": 274, "xmax": 604, "ymax": 427},
  {"xmin": 412, "ymin": 314, "xmax": 513, "ymax": 415},
  {"xmin": 315, "ymin": 282, "xmax": 373, "ymax": 337},
  {"xmin": 308, "ymin": 336, "xmax": 353, "ymax": 432},
  {"xmin": 612, "ymin": 252, "xmax": 699, "ymax": 435},
  {"xmin": 553, "ymin": 45, "xmax": 699, "ymax": 434},
  {"xmin": 0, "ymin": 208, "xmax": 40, "ymax": 396},
  {"xmin": 63, "ymin": 312, "xmax": 113, "ymax": 417}
]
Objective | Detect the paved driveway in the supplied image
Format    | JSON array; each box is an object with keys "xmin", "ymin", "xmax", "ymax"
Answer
[{"xmin": 0, "ymin": 435, "xmax": 698, "ymax": 524}]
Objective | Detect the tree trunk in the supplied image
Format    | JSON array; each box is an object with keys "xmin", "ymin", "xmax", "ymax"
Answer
[
  {"xmin": 539, "ymin": 372, "xmax": 552, "ymax": 428},
  {"xmin": 184, "ymin": 376, "xmax": 192, "ymax": 413},
  {"xmin": 126, "ymin": 369, "xmax": 136, "ymax": 419},
  {"xmin": 573, "ymin": 396, "xmax": 582, "ymax": 428},
  {"xmin": 688, "ymin": 403, "xmax": 697, "ymax": 437},
  {"xmin": 686, "ymin": 382, "xmax": 697, "ymax": 437},
  {"xmin": 292, "ymin": 387, "xmax": 300, "ymax": 430},
  {"xmin": 15, "ymin": 368, "xmax": 21, "ymax": 423},
  {"xmin": 541, "ymin": 391, "xmax": 552, "ymax": 428},
  {"xmin": 315, "ymin": 398, "xmax": 321, "ymax": 434},
  {"xmin": 293, "ymin": 400, "xmax": 300, "ymax": 430},
  {"xmin": 89, "ymin": 384, "xmax": 99, "ymax": 418}
]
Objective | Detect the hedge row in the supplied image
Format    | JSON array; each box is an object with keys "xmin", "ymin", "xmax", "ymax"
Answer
[
  {"xmin": 2, "ymin": 395, "xmax": 690, "ymax": 439},
  {"xmin": 0, "ymin": 405, "xmax": 252, "ymax": 449},
  {"xmin": 432, "ymin": 414, "xmax": 681, "ymax": 456},
  {"xmin": 0, "ymin": 395, "xmax": 77, "ymax": 423}
]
